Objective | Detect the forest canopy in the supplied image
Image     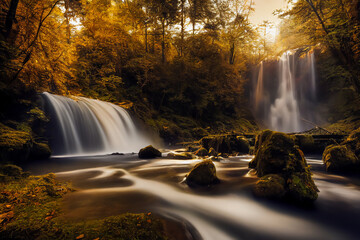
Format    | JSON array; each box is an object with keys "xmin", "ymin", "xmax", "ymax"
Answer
[{"xmin": 1, "ymin": 0, "xmax": 360, "ymax": 141}]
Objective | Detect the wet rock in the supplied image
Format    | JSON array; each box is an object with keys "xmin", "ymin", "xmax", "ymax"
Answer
[
  {"xmin": 250, "ymin": 130, "xmax": 318, "ymax": 204},
  {"xmin": 138, "ymin": 145, "xmax": 162, "ymax": 159},
  {"xmin": 253, "ymin": 174, "xmax": 286, "ymax": 199},
  {"xmin": 167, "ymin": 152, "xmax": 193, "ymax": 160},
  {"xmin": 194, "ymin": 147, "xmax": 208, "ymax": 157},
  {"xmin": 185, "ymin": 160, "xmax": 219, "ymax": 186},
  {"xmin": 287, "ymin": 172, "xmax": 319, "ymax": 203},
  {"xmin": 322, "ymin": 145, "xmax": 360, "ymax": 172}
]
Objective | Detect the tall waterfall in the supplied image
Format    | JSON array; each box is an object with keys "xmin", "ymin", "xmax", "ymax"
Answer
[
  {"xmin": 253, "ymin": 50, "xmax": 317, "ymax": 132},
  {"xmin": 42, "ymin": 92, "xmax": 153, "ymax": 156}
]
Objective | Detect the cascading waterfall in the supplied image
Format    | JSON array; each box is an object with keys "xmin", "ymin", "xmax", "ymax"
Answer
[
  {"xmin": 42, "ymin": 92, "xmax": 153, "ymax": 156},
  {"xmin": 270, "ymin": 51, "xmax": 301, "ymax": 132},
  {"xmin": 253, "ymin": 50, "xmax": 317, "ymax": 132}
]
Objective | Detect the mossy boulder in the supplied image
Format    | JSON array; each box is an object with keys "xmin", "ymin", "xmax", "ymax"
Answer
[
  {"xmin": 185, "ymin": 160, "xmax": 219, "ymax": 186},
  {"xmin": 194, "ymin": 147, "xmax": 208, "ymax": 157},
  {"xmin": 253, "ymin": 174, "xmax": 286, "ymax": 199},
  {"xmin": 322, "ymin": 145, "xmax": 360, "ymax": 172},
  {"xmin": 167, "ymin": 152, "xmax": 193, "ymax": 160},
  {"xmin": 251, "ymin": 130, "xmax": 318, "ymax": 204},
  {"xmin": 138, "ymin": 145, "xmax": 161, "ymax": 159},
  {"xmin": 287, "ymin": 172, "xmax": 319, "ymax": 203},
  {"xmin": 200, "ymin": 134, "xmax": 249, "ymax": 154},
  {"xmin": 30, "ymin": 142, "xmax": 51, "ymax": 160},
  {"xmin": 252, "ymin": 132, "xmax": 306, "ymax": 177},
  {"xmin": 0, "ymin": 123, "xmax": 33, "ymax": 162}
]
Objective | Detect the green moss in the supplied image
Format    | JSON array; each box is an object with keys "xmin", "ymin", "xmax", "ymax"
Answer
[
  {"xmin": 322, "ymin": 144, "xmax": 360, "ymax": 172},
  {"xmin": 185, "ymin": 160, "xmax": 219, "ymax": 186},
  {"xmin": 253, "ymin": 174, "xmax": 286, "ymax": 199},
  {"xmin": 287, "ymin": 172, "xmax": 318, "ymax": 203},
  {"xmin": 138, "ymin": 145, "xmax": 162, "ymax": 159}
]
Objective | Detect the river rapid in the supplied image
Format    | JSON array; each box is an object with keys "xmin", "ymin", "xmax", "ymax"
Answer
[{"xmin": 24, "ymin": 153, "xmax": 360, "ymax": 240}]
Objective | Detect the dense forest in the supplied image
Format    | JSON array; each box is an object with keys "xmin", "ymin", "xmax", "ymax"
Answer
[
  {"xmin": 1, "ymin": 0, "xmax": 360, "ymax": 142},
  {"xmin": 1, "ymin": 1, "xmax": 360, "ymax": 239}
]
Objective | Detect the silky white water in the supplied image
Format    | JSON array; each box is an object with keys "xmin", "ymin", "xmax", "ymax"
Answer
[
  {"xmin": 253, "ymin": 51, "xmax": 318, "ymax": 132},
  {"xmin": 42, "ymin": 92, "xmax": 152, "ymax": 156}
]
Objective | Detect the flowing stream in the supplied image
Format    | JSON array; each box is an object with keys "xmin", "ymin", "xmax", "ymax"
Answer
[{"xmin": 25, "ymin": 154, "xmax": 360, "ymax": 240}]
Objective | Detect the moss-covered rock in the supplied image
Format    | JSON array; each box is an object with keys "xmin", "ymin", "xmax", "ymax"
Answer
[
  {"xmin": 167, "ymin": 152, "xmax": 193, "ymax": 159},
  {"xmin": 0, "ymin": 123, "xmax": 33, "ymax": 163},
  {"xmin": 138, "ymin": 145, "xmax": 162, "ymax": 159},
  {"xmin": 251, "ymin": 130, "xmax": 318, "ymax": 204},
  {"xmin": 30, "ymin": 142, "xmax": 51, "ymax": 160},
  {"xmin": 194, "ymin": 147, "xmax": 208, "ymax": 157},
  {"xmin": 0, "ymin": 164, "xmax": 29, "ymax": 182},
  {"xmin": 322, "ymin": 145, "xmax": 360, "ymax": 172},
  {"xmin": 343, "ymin": 127, "xmax": 360, "ymax": 158},
  {"xmin": 200, "ymin": 134, "xmax": 249, "ymax": 154},
  {"xmin": 253, "ymin": 174, "xmax": 286, "ymax": 199},
  {"xmin": 185, "ymin": 160, "xmax": 219, "ymax": 186},
  {"xmin": 287, "ymin": 172, "xmax": 319, "ymax": 203}
]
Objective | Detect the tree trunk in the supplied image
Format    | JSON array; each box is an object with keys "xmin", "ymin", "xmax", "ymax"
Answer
[
  {"xmin": 4, "ymin": 0, "xmax": 19, "ymax": 40},
  {"xmin": 180, "ymin": 0, "xmax": 185, "ymax": 56},
  {"xmin": 145, "ymin": 22, "xmax": 148, "ymax": 53},
  {"xmin": 161, "ymin": 18, "xmax": 165, "ymax": 63}
]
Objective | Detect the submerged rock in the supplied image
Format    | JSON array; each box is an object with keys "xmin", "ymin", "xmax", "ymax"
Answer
[
  {"xmin": 167, "ymin": 152, "xmax": 193, "ymax": 160},
  {"xmin": 185, "ymin": 160, "xmax": 219, "ymax": 186},
  {"xmin": 322, "ymin": 145, "xmax": 360, "ymax": 172},
  {"xmin": 138, "ymin": 145, "xmax": 162, "ymax": 159},
  {"xmin": 194, "ymin": 147, "xmax": 208, "ymax": 157},
  {"xmin": 250, "ymin": 130, "xmax": 318, "ymax": 204}
]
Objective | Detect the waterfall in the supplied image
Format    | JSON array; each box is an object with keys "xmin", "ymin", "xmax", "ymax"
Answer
[
  {"xmin": 253, "ymin": 50, "xmax": 317, "ymax": 132},
  {"xmin": 42, "ymin": 92, "xmax": 153, "ymax": 156}
]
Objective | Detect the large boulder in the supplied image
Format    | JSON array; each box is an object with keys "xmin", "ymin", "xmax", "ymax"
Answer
[
  {"xmin": 250, "ymin": 130, "xmax": 318, "ymax": 204},
  {"xmin": 185, "ymin": 160, "xmax": 219, "ymax": 186},
  {"xmin": 138, "ymin": 145, "xmax": 161, "ymax": 159},
  {"xmin": 322, "ymin": 145, "xmax": 360, "ymax": 172},
  {"xmin": 200, "ymin": 134, "xmax": 249, "ymax": 154}
]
